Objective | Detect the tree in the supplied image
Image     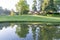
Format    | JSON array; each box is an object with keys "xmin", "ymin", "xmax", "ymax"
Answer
[
  {"xmin": 41, "ymin": 0, "xmax": 57, "ymax": 14},
  {"xmin": 45, "ymin": 0, "xmax": 57, "ymax": 13},
  {"xmin": 32, "ymin": 0, "xmax": 37, "ymax": 12},
  {"xmin": 4, "ymin": 8, "xmax": 11, "ymax": 15},
  {"xmin": 16, "ymin": 0, "xmax": 29, "ymax": 15},
  {"xmin": 10, "ymin": 9, "xmax": 14, "ymax": 16},
  {"xmin": 40, "ymin": 25, "xmax": 57, "ymax": 40},
  {"xmin": 0, "ymin": 7, "xmax": 11, "ymax": 15},
  {"xmin": 16, "ymin": 24, "xmax": 29, "ymax": 38},
  {"xmin": 54, "ymin": 0, "xmax": 60, "ymax": 12},
  {"xmin": 41, "ymin": 0, "xmax": 48, "ymax": 11},
  {"xmin": 37, "ymin": 0, "xmax": 42, "ymax": 11}
]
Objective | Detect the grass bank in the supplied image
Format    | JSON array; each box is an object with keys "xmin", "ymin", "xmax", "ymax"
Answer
[{"xmin": 0, "ymin": 15, "xmax": 60, "ymax": 23}]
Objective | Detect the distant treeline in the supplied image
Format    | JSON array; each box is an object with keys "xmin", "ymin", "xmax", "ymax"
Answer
[
  {"xmin": 0, "ymin": 7, "xmax": 11, "ymax": 15},
  {"xmin": 0, "ymin": 7, "xmax": 18, "ymax": 15}
]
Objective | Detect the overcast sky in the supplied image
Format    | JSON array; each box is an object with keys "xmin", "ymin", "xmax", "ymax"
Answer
[{"xmin": 0, "ymin": 0, "xmax": 33, "ymax": 11}]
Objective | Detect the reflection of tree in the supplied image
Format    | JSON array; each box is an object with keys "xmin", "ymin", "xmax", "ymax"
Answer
[
  {"xmin": 30, "ymin": 24, "xmax": 58, "ymax": 40},
  {"xmin": 0, "ymin": 22, "xmax": 10, "ymax": 30},
  {"xmin": 39, "ymin": 25, "xmax": 57, "ymax": 40},
  {"xmin": 16, "ymin": 24, "xmax": 29, "ymax": 38},
  {"xmin": 54, "ymin": 27, "xmax": 60, "ymax": 39},
  {"xmin": 55, "ymin": 32, "xmax": 60, "ymax": 39},
  {"xmin": 31, "ymin": 24, "xmax": 40, "ymax": 40},
  {"xmin": 15, "ymin": 23, "xmax": 60, "ymax": 40},
  {"xmin": 32, "ymin": 25, "xmax": 36, "ymax": 40}
]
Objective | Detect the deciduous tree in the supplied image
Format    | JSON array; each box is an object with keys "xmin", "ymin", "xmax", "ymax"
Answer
[{"xmin": 16, "ymin": 0, "xmax": 29, "ymax": 15}]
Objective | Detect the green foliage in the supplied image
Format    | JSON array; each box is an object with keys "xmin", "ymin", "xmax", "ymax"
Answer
[
  {"xmin": 54, "ymin": 0, "xmax": 60, "ymax": 11},
  {"xmin": 32, "ymin": 0, "xmax": 37, "ymax": 11},
  {"xmin": 10, "ymin": 10, "xmax": 15, "ymax": 16},
  {"xmin": 40, "ymin": 25, "xmax": 57, "ymax": 40},
  {"xmin": 16, "ymin": 0, "xmax": 29, "ymax": 15},
  {"xmin": 41, "ymin": 0, "xmax": 57, "ymax": 13},
  {"xmin": 16, "ymin": 24, "xmax": 29, "ymax": 38},
  {"xmin": 45, "ymin": 0, "xmax": 57, "ymax": 12}
]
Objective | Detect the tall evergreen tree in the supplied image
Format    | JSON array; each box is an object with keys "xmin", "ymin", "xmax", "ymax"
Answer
[
  {"xmin": 32, "ymin": 0, "xmax": 37, "ymax": 11},
  {"xmin": 37, "ymin": 0, "xmax": 42, "ymax": 11}
]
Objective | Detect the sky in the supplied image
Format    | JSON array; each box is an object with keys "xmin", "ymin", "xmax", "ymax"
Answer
[{"xmin": 0, "ymin": 0, "xmax": 33, "ymax": 11}]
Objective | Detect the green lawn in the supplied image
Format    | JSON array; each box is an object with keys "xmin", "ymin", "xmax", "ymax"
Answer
[{"xmin": 0, "ymin": 15, "xmax": 60, "ymax": 23}]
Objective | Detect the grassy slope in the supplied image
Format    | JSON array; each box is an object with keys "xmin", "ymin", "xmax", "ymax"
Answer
[{"xmin": 0, "ymin": 15, "xmax": 60, "ymax": 22}]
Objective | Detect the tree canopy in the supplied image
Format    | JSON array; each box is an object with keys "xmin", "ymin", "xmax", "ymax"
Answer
[
  {"xmin": 16, "ymin": 0, "xmax": 29, "ymax": 15},
  {"xmin": 32, "ymin": 0, "xmax": 37, "ymax": 11}
]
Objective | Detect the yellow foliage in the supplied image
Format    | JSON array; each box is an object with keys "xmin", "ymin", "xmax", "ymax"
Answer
[
  {"xmin": 10, "ymin": 10, "xmax": 14, "ymax": 16},
  {"xmin": 42, "ymin": 0, "xmax": 49, "ymax": 11}
]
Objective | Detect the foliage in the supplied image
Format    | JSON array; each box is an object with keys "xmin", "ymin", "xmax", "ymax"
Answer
[
  {"xmin": 41, "ymin": 0, "xmax": 49, "ymax": 11},
  {"xmin": 45, "ymin": 0, "xmax": 57, "ymax": 13},
  {"xmin": 54, "ymin": 0, "xmax": 60, "ymax": 11},
  {"xmin": 10, "ymin": 9, "xmax": 14, "ymax": 16},
  {"xmin": 0, "ymin": 7, "xmax": 10, "ymax": 15},
  {"xmin": 38, "ymin": 0, "xmax": 42, "ymax": 11},
  {"xmin": 16, "ymin": 24, "xmax": 29, "ymax": 38},
  {"xmin": 40, "ymin": 25, "xmax": 57, "ymax": 40},
  {"xmin": 41, "ymin": 0, "xmax": 57, "ymax": 13},
  {"xmin": 16, "ymin": 0, "xmax": 29, "ymax": 15},
  {"xmin": 32, "ymin": 0, "xmax": 37, "ymax": 11}
]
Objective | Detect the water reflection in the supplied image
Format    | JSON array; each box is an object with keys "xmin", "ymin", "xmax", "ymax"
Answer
[
  {"xmin": 0, "ymin": 23, "xmax": 10, "ymax": 30},
  {"xmin": 16, "ymin": 24, "xmax": 29, "ymax": 38},
  {"xmin": 40, "ymin": 25, "xmax": 57, "ymax": 40},
  {"xmin": 0, "ymin": 23, "xmax": 60, "ymax": 40}
]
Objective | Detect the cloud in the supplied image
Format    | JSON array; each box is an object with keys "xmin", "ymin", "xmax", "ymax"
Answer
[{"xmin": 0, "ymin": 0, "xmax": 19, "ymax": 11}]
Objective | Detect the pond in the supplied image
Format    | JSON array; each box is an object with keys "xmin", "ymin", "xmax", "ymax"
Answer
[{"xmin": 0, "ymin": 22, "xmax": 60, "ymax": 40}]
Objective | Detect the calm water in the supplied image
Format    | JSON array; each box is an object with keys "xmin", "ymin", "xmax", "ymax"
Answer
[{"xmin": 0, "ymin": 22, "xmax": 60, "ymax": 40}]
